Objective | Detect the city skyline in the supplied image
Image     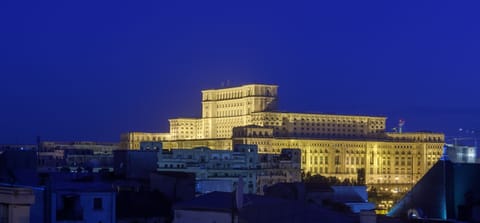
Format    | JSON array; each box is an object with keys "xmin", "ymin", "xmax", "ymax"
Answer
[{"xmin": 1, "ymin": 0, "xmax": 480, "ymax": 143}]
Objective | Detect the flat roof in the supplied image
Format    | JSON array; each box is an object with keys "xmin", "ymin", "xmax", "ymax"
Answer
[{"xmin": 202, "ymin": 83, "xmax": 278, "ymax": 92}]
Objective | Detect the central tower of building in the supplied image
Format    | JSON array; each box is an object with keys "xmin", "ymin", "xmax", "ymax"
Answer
[
  {"xmin": 201, "ymin": 84, "xmax": 278, "ymax": 118},
  {"xmin": 199, "ymin": 84, "xmax": 278, "ymax": 138},
  {"xmin": 167, "ymin": 84, "xmax": 278, "ymax": 140}
]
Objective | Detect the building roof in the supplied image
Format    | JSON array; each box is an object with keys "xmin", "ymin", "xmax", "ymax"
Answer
[
  {"xmin": 173, "ymin": 190, "xmax": 364, "ymax": 223},
  {"xmin": 173, "ymin": 191, "xmax": 294, "ymax": 213},
  {"xmin": 117, "ymin": 190, "xmax": 171, "ymax": 218},
  {"xmin": 331, "ymin": 186, "xmax": 368, "ymax": 203},
  {"xmin": 255, "ymin": 111, "xmax": 387, "ymax": 119},
  {"xmin": 305, "ymin": 183, "xmax": 334, "ymax": 193},
  {"xmin": 388, "ymin": 159, "xmax": 480, "ymax": 220},
  {"xmin": 201, "ymin": 83, "xmax": 278, "ymax": 92},
  {"xmin": 46, "ymin": 173, "xmax": 115, "ymax": 192},
  {"xmin": 173, "ymin": 191, "xmax": 236, "ymax": 212}
]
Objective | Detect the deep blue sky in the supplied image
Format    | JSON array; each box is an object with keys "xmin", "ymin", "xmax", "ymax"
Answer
[{"xmin": 1, "ymin": 0, "xmax": 479, "ymax": 143}]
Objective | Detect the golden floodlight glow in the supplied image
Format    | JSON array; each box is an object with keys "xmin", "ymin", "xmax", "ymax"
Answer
[{"xmin": 121, "ymin": 83, "xmax": 444, "ymax": 191}]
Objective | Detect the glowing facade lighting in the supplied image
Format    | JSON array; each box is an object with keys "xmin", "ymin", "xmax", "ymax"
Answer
[{"xmin": 121, "ymin": 84, "xmax": 445, "ymax": 190}]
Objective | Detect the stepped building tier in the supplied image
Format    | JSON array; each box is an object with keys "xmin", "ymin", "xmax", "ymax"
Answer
[{"xmin": 120, "ymin": 84, "xmax": 444, "ymax": 190}]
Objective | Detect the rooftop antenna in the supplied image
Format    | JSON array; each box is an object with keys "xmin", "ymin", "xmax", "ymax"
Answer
[
  {"xmin": 398, "ymin": 119, "xmax": 405, "ymax": 133},
  {"xmin": 36, "ymin": 136, "xmax": 42, "ymax": 151}
]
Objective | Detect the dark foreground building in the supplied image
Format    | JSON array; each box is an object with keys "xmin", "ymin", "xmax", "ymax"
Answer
[{"xmin": 388, "ymin": 159, "xmax": 480, "ymax": 221}]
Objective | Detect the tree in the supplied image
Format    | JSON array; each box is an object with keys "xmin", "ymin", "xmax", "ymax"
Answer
[{"xmin": 356, "ymin": 168, "xmax": 366, "ymax": 185}]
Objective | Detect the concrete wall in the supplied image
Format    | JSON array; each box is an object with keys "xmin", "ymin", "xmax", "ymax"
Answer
[
  {"xmin": 53, "ymin": 191, "xmax": 115, "ymax": 223},
  {"xmin": 0, "ymin": 186, "xmax": 35, "ymax": 223}
]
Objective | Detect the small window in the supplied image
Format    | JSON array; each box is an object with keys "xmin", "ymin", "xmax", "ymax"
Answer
[{"xmin": 93, "ymin": 198, "xmax": 103, "ymax": 210}]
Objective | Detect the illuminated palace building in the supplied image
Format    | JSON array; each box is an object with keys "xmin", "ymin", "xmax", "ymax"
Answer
[{"xmin": 121, "ymin": 84, "xmax": 444, "ymax": 191}]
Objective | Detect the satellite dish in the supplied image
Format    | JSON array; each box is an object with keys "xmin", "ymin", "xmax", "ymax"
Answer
[{"xmin": 407, "ymin": 208, "xmax": 423, "ymax": 219}]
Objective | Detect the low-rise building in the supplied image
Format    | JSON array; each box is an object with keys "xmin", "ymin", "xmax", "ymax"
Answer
[
  {"xmin": 0, "ymin": 144, "xmax": 37, "ymax": 151},
  {"xmin": 157, "ymin": 144, "xmax": 301, "ymax": 194},
  {"xmin": 50, "ymin": 180, "xmax": 116, "ymax": 223},
  {"xmin": 172, "ymin": 191, "xmax": 306, "ymax": 223},
  {"xmin": 113, "ymin": 150, "xmax": 158, "ymax": 180},
  {"xmin": 158, "ymin": 144, "xmax": 259, "ymax": 194},
  {"xmin": 150, "ymin": 171, "xmax": 196, "ymax": 203},
  {"xmin": 0, "ymin": 185, "xmax": 36, "ymax": 223},
  {"xmin": 257, "ymin": 148, "xmax": 301, "ymax": 194},
  {"xmin": 139, "ymin": 141, "xmax": 163, "ymax": 151},
  {"xmin": 445, "ymin": 143, "xmax": 479, "ymax": 163},
  {"xmin": 172, "ymin": 188, "xmax": 379, "ymax": 223},
  {"xmin": 37, "ymin": 141, "xmax": 118, "ymax": 173},
  {"xmin": 0, "ymin": 149, "xmax": 38, "ymax": 185}
]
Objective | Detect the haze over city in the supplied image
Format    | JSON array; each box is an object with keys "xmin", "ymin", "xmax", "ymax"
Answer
[{"xmin": 1, "ymin": 0, "xmax": 479, "ymax": 143}]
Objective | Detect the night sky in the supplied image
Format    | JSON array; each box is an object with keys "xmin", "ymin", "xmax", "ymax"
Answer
[{"xmin": 1, "ymin": 0, "xmax": 479, "ymax": 144}]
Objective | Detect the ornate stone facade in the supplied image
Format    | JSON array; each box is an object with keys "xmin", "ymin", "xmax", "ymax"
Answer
[{"xmin": 120, "ymin": 84, "xmax": 444, "ymax": 190}]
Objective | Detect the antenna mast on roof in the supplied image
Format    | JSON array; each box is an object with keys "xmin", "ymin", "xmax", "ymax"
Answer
[{"xmin": 398, "ymin": 119, "xmax": 405, "ymax": 133}]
